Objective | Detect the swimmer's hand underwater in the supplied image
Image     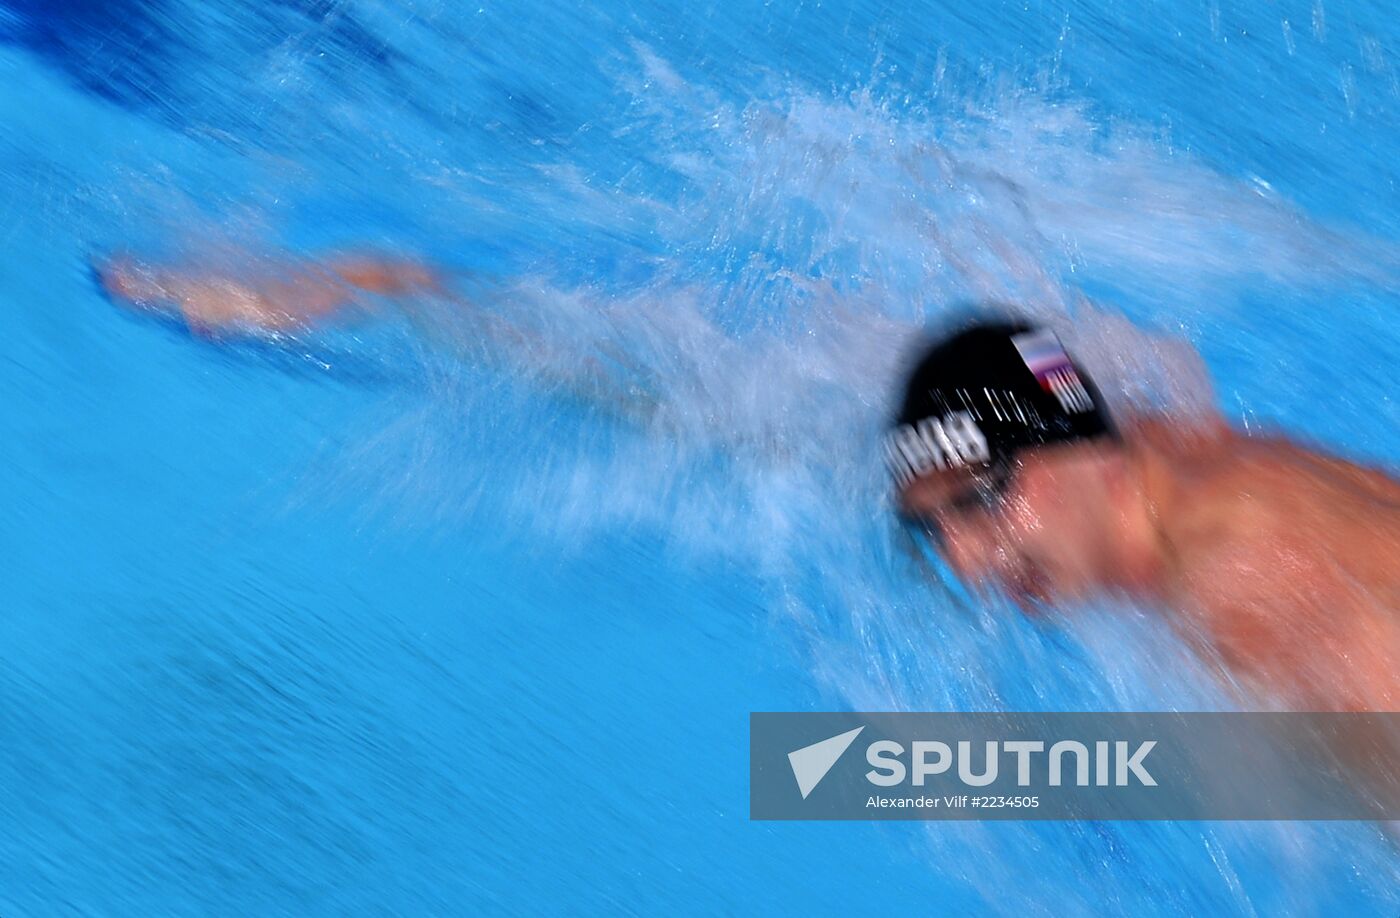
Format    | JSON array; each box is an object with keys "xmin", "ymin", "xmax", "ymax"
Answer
[
  {"xmin": 891, "ymin": 320, "xmax": 1400, "ymax": 713},
  {"xmin": 95, "ymin": 253, "xmax": 442, "ymax": 333}
]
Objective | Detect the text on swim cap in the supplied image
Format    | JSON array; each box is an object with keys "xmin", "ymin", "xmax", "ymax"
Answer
[{"xmin": 884, "ymin": 411, "xmax": 991, "ymax": 489}]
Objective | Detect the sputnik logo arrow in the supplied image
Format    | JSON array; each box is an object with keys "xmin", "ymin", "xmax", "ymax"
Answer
[{"xmin": 787, "ymin": 726, "xmax": 865, "ymax": 799}]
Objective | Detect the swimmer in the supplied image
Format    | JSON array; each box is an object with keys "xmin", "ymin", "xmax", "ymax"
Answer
[
  {"xmin": 888, "ymin": 320, "xmax": 1400, "ymax": 712},
  {"xmin": 94, "ymin": 252, "xmax": 1400, "ymax": 711}
]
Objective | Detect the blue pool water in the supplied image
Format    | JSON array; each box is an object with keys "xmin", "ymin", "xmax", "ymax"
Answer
[{"xmin": 3, "ymin": 0, "xmax": 1400, "ymax": 913}]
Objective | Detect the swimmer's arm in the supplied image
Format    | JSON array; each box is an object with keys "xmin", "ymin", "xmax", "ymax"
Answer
[
  {"xmin": 96, "ymin": 252, "xmax": 661, "ymax": 421},
  {"xmin": 95, "ymin": 252, "xmax": 443, "ymax": 332}
]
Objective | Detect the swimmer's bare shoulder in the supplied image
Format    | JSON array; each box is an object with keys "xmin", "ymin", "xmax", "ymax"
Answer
[{"xmin": 1134, "ymin": 419, "xmax": 1400, "ymax": 709}]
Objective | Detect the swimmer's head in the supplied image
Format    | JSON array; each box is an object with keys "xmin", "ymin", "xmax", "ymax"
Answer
[
  {"xmin": 888, "ymin": 318, "xmax": 1139, "ymax": 604},
  {"xmin": 886, "ymin": 318, "xmax": 1116, "ymax": 489}
]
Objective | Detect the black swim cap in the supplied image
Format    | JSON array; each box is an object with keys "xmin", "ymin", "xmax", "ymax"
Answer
[{"xmin": 885, "ymin": 319, "xmax": 1115, "ymax": 489}]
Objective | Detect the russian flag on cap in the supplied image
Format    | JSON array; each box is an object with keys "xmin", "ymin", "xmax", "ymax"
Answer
[{"xmin": 1011, "ymin": 329, "xmax": 1095, "ymax": 414}]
